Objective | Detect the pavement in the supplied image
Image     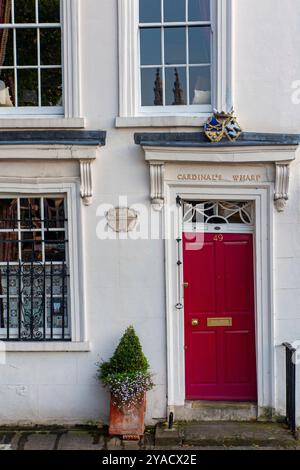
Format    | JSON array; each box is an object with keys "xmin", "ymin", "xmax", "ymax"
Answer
[{"xmin": 0, "ymin": 422, "xmax": 299, "ymax": 450}]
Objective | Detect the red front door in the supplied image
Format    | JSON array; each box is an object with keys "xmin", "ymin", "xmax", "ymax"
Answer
[{"xmin": 184, "ymin": 232, "xmax": 257, "ymax": 401}]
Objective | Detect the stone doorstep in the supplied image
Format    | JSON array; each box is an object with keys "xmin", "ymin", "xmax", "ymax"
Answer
[
  {"xmin": 174, "ymin": 401, "xmax": 258, "ymax": 422},
  {"xmin": 155, "ymin": 422, "xmax": 300, "ymax": 449}
]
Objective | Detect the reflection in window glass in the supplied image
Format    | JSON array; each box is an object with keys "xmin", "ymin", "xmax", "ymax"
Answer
[
  {"xmin": 14, "ymin": 0, "xmax": 36, "ymax": 23},
  {"xmin": 189, "ymin": 66, "xmax": 211, "ymax": 105},
  {"xmin": 164, "ymin": 0, "xmax": 185, "ymax": 22},
  {"xmin": 20, "ymin": 199, "xmax": 41, "ymax": 229},
  {"xmin": 189, "ymin": 26, "xmax": 211, "ymax": 64},
  {"xmin": 140, "ymin": 28, "xmax": 162, "ymax": 66},
  {"xmin": 189, "ymin": 0, "xmax": 211, "ymax": 21},
  {"xmin": 141, "ymin": 68, "xmax": 163, "ymax": 106},
  {"xmin": 139, "ymin": 0, "xmax": 161, "ymax": 23},
  {"xmin": 41, "ymin": 69, "xmax": 62, "ymax": 106},
  {"xmin": 164, "ymin": 27, "xmax": 186, "ymax": 65},
  {"xmin": 18, "ymin": 69, "xmax": 38, "ymax": 106},
  {"xmin": 16, "ymin": 29, "xmax": 38, "ymax": 66},
  {"xmin": 40, "ymin": 28, "xmax": 61, "ymax": 65},
  {"xmin": 44, "ymin": 198, "xmax": 65, "ymax": 229},
  {"xmin": 0, "ymin": 199, "xmax": 17, "ymax": 230},
  {"xmin": 0, "ymin": 232, "xmax": 18, "ymax": 262},
  {"xmin": 139, "ymin": 0, "xmax": 212, "ymax": 107},
  {"xmin": 39, "ymin": 0, "xmax": 60, "ymax": 23},
  {"xmin": 165, "ymin": 67, "xmax": 186, "ymax": 105}
]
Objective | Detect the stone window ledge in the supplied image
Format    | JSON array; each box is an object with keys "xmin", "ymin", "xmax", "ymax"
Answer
[
  {"xmin": 3, "ymin": 342, "xmax": 91, "ymax": 352},
  {"xmin": 0, "ymin": 117, "xmax": 85, "ymax": 129}
]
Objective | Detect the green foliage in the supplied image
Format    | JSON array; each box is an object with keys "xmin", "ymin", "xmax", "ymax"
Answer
[{"xmin": 99, "ymin": 326, "xmax": 150, "ymax": 380}]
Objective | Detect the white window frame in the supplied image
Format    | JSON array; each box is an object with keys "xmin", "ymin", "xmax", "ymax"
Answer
[
  {"xmin": 0, "ymin": 181, "xmax": 84, "ymax": 343},
  {"xmin": 0, "ymin": 0, "xmax": 81, "ymax": 119},
  {"xmin": 118, "ymin": 0, "xmax": 232, "ymax": 120}
]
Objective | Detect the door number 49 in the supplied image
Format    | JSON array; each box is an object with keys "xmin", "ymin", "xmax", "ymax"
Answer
[{"xmin": 213, "ymin": 234, "xmax": 224, "ymax": 241}]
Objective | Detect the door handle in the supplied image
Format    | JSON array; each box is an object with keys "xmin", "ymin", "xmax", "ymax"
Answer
[
  {"xmin": 191, "ymin": 319, "xmax": 199, "ymax": 327},
  {"xmin": 183, "ymin": 282, "xmax": 189, "ymax": 289}
]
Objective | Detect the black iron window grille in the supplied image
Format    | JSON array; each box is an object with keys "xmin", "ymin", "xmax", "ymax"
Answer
[{"xmin": 0, "ymin": 196, "xmax": 70, "ymax": 341}]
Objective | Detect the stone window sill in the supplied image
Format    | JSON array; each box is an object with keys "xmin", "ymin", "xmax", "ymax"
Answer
[
  {"xmin": 0, "ymin": 117, "xmax": 85, "ymax": 129},
  {"xmin": 115, "ymin": 115, "xmax": 210, "ymax": 128},
  {"xmin": 4, "ymin": 342, "xmax": 91, "ymax": 352}
]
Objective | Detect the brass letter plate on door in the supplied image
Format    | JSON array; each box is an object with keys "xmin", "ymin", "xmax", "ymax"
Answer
[{"xmin": 207, "ymin": 318, "xmax": 233, "ymax": 327}]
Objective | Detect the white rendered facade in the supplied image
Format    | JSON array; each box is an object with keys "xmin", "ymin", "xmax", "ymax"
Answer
[{"xmin": 0, "ymin": 0, "xmax": 299, "ymax": 427}]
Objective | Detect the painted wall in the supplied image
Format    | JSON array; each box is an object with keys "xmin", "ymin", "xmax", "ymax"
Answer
[{"xmin": 0, "ymin": 0, "xmax": 300, "ymax": 426}]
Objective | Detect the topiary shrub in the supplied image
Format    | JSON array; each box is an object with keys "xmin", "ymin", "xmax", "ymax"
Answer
[{"xmin": 98, "ymin": 326, "xmax": 154, "ymax": 410}]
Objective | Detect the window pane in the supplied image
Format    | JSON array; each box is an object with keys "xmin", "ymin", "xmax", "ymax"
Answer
[
  {"xmin": 14, "ymin": 0, "xmax": 36, "ymax": 23},
  {"xmin": 0, "ymin": 28, "xmax": 13, "ymax": 66},
  {"xmin": 41, "ymin": 68, "xmax": 62, "ymax": 106},
  {"xmin": 188, "ymin": 0, "xmax": 211, "ymax": 21},
  {"xmin": 139, "ymin": 0, "xmax": 161, "ymax": 23},
  {"xmin": 164, "ymin": 0, "xmax": 185, "ymax": 22},
  {"xmin": 165, "ymin": 27, "xmax": 186, "ymax": 65},
  {"xmin": 45, "ymin": 232, "xmax": 65, "ymax": 262},
  {"xmin": 18, "ymin": 69, "xmax": 38, "ymax": 106},
  {"xmin": 0, "ymin": 71, "xmax": 15, "ymax": 107},
  {"xmin": 0, "ymin": 0, "xmax": 12, "ymax": 23},
  {"xmin": 0, "ymin": 233, "xmax": 18, "ymax": 262},
  {"xmin": 165, "ymin": 67, "xmax": 186, "ymax": 105},
  {"xmin": 140, "ymin": 28, "xmax": 161, "ymax": 66},
  {"xmin": 189, "ymin": 26, "xmax": 211, "ymax": 64},
  {"xmin": 189, "ymin": 65, "xmax": 211, "ymax": 105},
  {"xmin": 0, "ymin": 199, "xmax": 17, "ymax": 229},
  {"xmin": 21, "ymin": 232, "xmax": 42, "ymax": 262},
  {"xmin": 141, "ymin": 67, "xmax": 163, "ymax": 106},
  {"xmin": 44, "ymin": 198, "xmax": 65, "ymax": 229},
  {"xmin": 39, "ymin": 0, "xmax": 60, "ymax": 23},
  {"xmin": 40, "ymin": 28, "xmax": 61, "ymax": 65},
  {"xmin": 20, "ymin": 198, "xmax": 41, "ymax": 229},
  {"xmin": 17, "ymin": 29, "xmax": 37, "ymax": 65}
]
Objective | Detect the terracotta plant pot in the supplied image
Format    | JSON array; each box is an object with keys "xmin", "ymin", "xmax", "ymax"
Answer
[{"xmin": 108, "ymin": 394, "xmax": 146, "ymax": 440}]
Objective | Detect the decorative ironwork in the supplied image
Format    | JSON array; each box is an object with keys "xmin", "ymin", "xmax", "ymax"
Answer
[
  {"xmin": 0, "ymin": 197, "xmax": 70, "ymax": 341},
  {"xmin": 0, "ymin": 261, "xmax": 69, "ymax": 342},
  {"xmin": 183, "ymin": 201, "xmax": 254, "ymax": 226}
]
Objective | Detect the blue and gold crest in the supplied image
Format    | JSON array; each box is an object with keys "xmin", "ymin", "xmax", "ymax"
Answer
[
  {"xmin": 204, "ymin": 115, "xmax": 225, "ymax": 143},
  {"xmin": 204, "ymin": 109, "xmax": 243, "ymax": 143}
]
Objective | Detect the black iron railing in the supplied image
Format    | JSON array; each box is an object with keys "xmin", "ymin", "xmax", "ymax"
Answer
[
  {"xmin": 0, "ymin": 261, "xmax": 70, "ymax": 342},
  {"xmin": 283, "ymin": 342, "xmax": 298, "ymax": 438}
]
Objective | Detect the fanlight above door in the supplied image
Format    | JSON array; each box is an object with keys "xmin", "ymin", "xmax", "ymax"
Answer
[{"xmin": 183, "ymin": 201, "xmax": 254, "ymax": 226}]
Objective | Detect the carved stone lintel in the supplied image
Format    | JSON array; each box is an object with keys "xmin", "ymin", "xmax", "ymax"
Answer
[
  {"xmin": 274, "ymin": 163, "xmax": 290, "ymax": 212},
  {"xmin": 149, "ymin": 162, "xmax": 165, "ymax": 211},
  {"xmin": 80, "ymin": 159, "xmax": 93, "ymax": 206}
]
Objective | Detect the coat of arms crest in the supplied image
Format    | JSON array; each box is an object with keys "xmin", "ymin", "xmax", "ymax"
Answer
[
  {"xmin": 204, "ymin": 109, "xmax": 243, "ymax": 143},
  {"xmin": 203, "ymin": 115, "xmax": 225, "ymax": 143}
]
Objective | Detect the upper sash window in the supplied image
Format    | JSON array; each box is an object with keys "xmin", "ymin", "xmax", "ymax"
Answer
[
  {"xmin": 0, "ymin": 0, "xmax": 63, "ymax": 115},
  {"xmin": 139, "ymin": 0, "xmax": 212, "ymax": 112}
]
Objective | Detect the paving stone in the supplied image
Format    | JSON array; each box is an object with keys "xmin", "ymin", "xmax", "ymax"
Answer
[
  {"xmin": 23, "ymin": 433, "xmax": 57, "ymax": 451},
  {"xmin": 123, "ymin": 440, "xmax": 140, "ymax": 450},
  {"xmin": 107, "ymin": 436, "xmax": 123, "ymax": 450},
  {"xmin": 182, "ymin": 422, "xmax": 299, "ymax": 448},
  {"xmin": 141, "ymin": 432, "xmax": 155, "ymax": 450},
  {"xmin": 155, "ymin": 425, "xmax": 182, "ymax": 447},
  {"xmin": 57, "ymin": 431, "xmax": 104, "ymax": 450}
]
